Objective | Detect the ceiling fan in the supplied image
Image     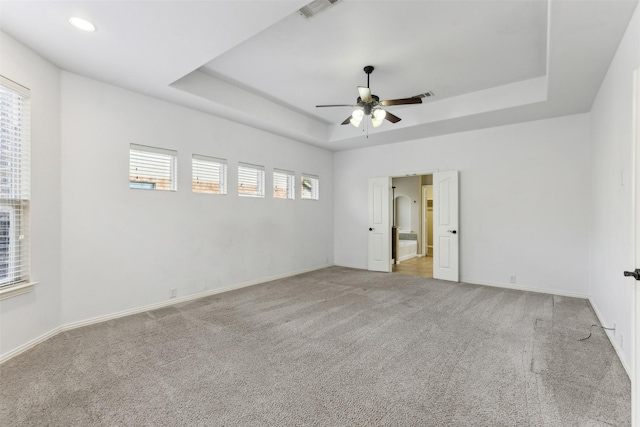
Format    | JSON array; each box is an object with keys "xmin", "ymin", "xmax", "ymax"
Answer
[{"xmin": 316, "ymin": 65, "xmax": 422, "ymax": 128}]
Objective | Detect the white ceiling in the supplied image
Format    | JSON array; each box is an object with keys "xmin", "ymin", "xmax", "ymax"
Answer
[
  {"xmin": 1, "ymin": 0, "xmax": 638, "ymax": 151},
  {"xmin": 201, "ymin": 0, "xmax": 548, "ymax": 125}
]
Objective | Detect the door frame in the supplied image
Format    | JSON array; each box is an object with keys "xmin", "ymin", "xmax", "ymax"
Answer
[{"xmin": 422, "ymin": 185, "xmax": 433, "ymax": 257}]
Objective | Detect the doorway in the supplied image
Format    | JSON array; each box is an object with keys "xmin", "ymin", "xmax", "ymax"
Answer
[
  {"xmin": 367, "ymin": 171, "xmax": 459, "ymax": 281},
  {"xmin": 391, "ymin": 175, "xmax": 433, "ymax": 278}
]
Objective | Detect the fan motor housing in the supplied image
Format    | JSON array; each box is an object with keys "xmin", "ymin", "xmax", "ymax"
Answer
[{"xmin": 357, "ymin": 94, "xmax": 379, "ymax": 115}]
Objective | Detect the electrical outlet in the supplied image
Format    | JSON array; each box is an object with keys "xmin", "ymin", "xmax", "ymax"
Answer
[
  {"xmin": 509, "ymin": 276, "xmax": 516, "ymax": 284},
  {"xmin": 170, "ymin": 288, "xmax": 177, "ymax": 298}
]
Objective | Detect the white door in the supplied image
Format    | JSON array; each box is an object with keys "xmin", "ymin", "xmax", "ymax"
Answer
[
  {"xmin": 368, "ymin": 177, "xmax": 391, "ymax": 272},
  {"xmin": 433, "ymin": 171, "xmax": 459, "ymax": 281},
  {"xmin": 630, "ymin": 67, "xmax": 640, "ymax": 427}
]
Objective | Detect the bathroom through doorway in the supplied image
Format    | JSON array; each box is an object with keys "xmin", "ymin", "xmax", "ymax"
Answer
[{"xmin": 391, "ymin": 174, "xmax": 433, "ymax": 278}]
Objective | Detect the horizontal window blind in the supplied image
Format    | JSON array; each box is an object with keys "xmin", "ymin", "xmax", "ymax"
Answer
[
  {"xmin": 238, "ymin": 162, "xmax": 265, "ymax": 198},
  {"xmin": 273, "ymin": 169, "xmax": 295, "ymax": 200},
  {"xmin": 301, "ymin": 174, "xmax": 319, "ymax": 200},
  {"xmin": 0, "ymin": 76, "xmax": 30, "ymax": 288},
  {"xmin": 129, "ymin": 144, "xmax": 177, "ymax": 191},
  {"xmin": 192, "ymin": 154, "xmax": 227, "ymax": 194}
]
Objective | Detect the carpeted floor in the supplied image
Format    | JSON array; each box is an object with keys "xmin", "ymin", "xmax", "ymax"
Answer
[{"xmin": 0, "ymin": 267, "xmax": 631, "ymax": 426}]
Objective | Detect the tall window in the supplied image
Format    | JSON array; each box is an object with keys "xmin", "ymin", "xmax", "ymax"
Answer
[
  {"xmin": 129, "ymin": 144, "xmax": 177, "ymax": 191},
  {"xmin": 192, "ymin": 155, "xmax": 227, "ymax": 194},
  {"xmin": 301, "ymin": 174, "xmax": 319, "ymax": 200},
  {"xmin": 273, "ymin": 169, "xmax": 295, "ymax": 200},
  {"xmin": 238, "ymin": 162, "xmax": 265, "ymax": 198},
  {"xmin": 0, "ymin": 76, "xmax": 30, "ymax": 289}
]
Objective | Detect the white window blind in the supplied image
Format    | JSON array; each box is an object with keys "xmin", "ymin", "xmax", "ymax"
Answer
[
  {"xmin": 0, "ymin": 76, "xmax": 30, "ymax": 288},
  {"xmin": 273, "ymin": 169, "xmax": 295, "ymax": 200},
  {"xmin": 238, "ymin": 162, "xmax": 265, "ymax": 198},
  {"xmin": 129, "ymin": 144, "xmax": 177, "ymax": 191},
  {"xmin": 192, "ymin": 155, "xmax": 227, "ymax": 194},
  {"xmin": 301, "ymin": 174, "xmax": 319, "ymax": 200}
]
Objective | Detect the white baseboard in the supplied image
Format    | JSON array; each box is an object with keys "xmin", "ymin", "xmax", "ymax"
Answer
[
  {"xmin": 588, "ymin": 297, "xmax": 631, "ymax": 380},
  {"xmin": 461, "ymin": 277, "xmax": 590, "ymax": 300},
  {"xmin": 397, "ymin": 253, "xmax": 417, "ymax": 263},
  {"xmin": 0, "ymin": 264, "xmax": 332, "ymax": 364},
  {"xmin": 0, "ymin": 326, "xmax": 62, "ymax": 364},
  {"xmin": 332, "ymin": 263, "xmax": 366, "ymax": 270}
]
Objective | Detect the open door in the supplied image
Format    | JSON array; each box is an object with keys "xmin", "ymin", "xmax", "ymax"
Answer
[
  {"xmin": 631, "ymin": 67, "xmax": 639, "ymax": 427},
  {"xmin": 433, "ymin": 171, "xmax": 459, "ymax": 281},
  {"xmin": 368, "ymin": 177, "xmax": 391, "ymax": 272}
]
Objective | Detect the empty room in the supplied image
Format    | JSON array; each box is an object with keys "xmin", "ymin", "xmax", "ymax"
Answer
[{"xmin": 1, "ymin": 0, "xmax": 639, "ymax": 425}]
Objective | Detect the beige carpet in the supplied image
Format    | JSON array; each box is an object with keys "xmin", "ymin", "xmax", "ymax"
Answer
[{"xmin": 0, "ymin": 267, "xmax": 631, "ymax": 426}]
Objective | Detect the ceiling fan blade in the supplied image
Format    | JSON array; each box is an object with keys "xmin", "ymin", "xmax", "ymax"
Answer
[
  {"xmin": 384, "ymin": 111, "xmax": 401, "ymax": 123},
  {"xmin": 316, "ymin": 104, "xmax": 355, "ymax": 108},
  {"xmin": 358, "ymin": 86, "xmax": 372, "ymax": 103},
  {"xmin": 341, "ymin": 116, "xmax": 352, "ymax": 125},
  {"xmin": 379, "ymin": 97, "xmax": 423, "ymax": 106}
]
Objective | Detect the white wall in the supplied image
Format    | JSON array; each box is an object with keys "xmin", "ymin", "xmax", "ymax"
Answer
[
  {"xmin": 0, "ymin": 33, "xmax": 62, "ymax": 357},
  {"xmin": 589, "ymin": 4, "xmax": 639, "ymax": 370},
  {"xmin": 0, "ymin": 31, "xmax": 333, "ymax": 359},
  {"xmin": 60, "ymin": 72, "xmax": 334, "ymax": 325},
  {"xmin": 334, "ymin": 114, "xmax": 591, "ymax": 296}
]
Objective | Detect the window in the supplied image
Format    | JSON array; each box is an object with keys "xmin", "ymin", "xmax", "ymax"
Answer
[
  {"xmin": 238, "ymin": 162, "xmax": 265, "ymax": 198},
  {"xmin": 273, "ymin": 169, "xmax": 295, "ymax": 200},
  {"xmin": 301, "ymin": 174, "xmax": 319, "ymax": 200},
  {"xmin": 192, "ymin": 155, "xmax": 227, "ymax": 194},
  {"xmin": 0, "ymin": 76, "xmax": 30, "ymax": 289},
  {"xmin": 129, "ymin": 144, "xmax": 177, "ymax": 191}
]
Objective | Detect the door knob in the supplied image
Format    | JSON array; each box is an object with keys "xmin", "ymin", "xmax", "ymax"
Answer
[
  {"xmin": 369, "ymin": 227, "xmax": 374, "ymax": 231},
  {"xmin": 447, "ymin": 230, "xmax": 457, "ymax": 234},
  {"xmin": 623, "ymin": 269, "xmax": 640, "ymax": 280}
]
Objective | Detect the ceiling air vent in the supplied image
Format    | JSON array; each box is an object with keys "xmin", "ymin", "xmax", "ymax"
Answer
[
  {"xmin": 299, "ymin": 0, "xmax": 341, "ymax": 19},
  {"xmin": 414, "ymin": 91, "xmax": 435, "ymax": 99}
]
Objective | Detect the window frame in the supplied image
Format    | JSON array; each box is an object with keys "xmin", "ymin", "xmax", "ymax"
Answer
[
  {"xmin": 129, "ymin": 144, "xmax": 177, "ymax": 191},
  {"xmin": 192, "ymin": 154, "xmax": 227, "ymax": 195},
  {"xmin": 238, "ymin": 162, "xmax": 265, "ymax": 198},
  {"xmin": 0, "ymin": 206, "xmax": 16, "ymax": 287},
  {"xmin": 301, "ymin": 174, "xmax": 319, "ymax": 201},
  {"xmin": 0, "ymin": 75, "xmax": 33, "ymax": 298},
  {"xmin": 273, "ymin": 168, "xmax": 295, "ymax": 200}
]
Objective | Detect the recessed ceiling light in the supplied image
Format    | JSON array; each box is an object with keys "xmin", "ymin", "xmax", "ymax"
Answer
[{"xmin": 69, "ymin": 17, "xmax": 96, "ymax": 32}]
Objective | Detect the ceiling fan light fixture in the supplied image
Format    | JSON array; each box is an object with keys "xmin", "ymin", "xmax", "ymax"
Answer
[
  {"xmin": 316, "ymin": 66, "xmax": 418, "ymax": 128},
  {"xmin": 371, "ymin": 109, "xmax": 386, "ymax": 128},
  {"xmin": 350, "ymin": 109, "xmax": 364, "ymax": 127}
]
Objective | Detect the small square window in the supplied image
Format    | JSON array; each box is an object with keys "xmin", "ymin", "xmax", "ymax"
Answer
[
  {"xmin": 301, "ymin": 174, "xmax": 319, "ymax": 200},
  {"xmin": 273, "ymin": 169, "xmax": 295, "ymax": 200},
  {"xmin": 192, "ymin": 155, "xmax": 227, "ymax": 194},
  {"xmin": 238, "ymin": 162, "xmax": 265, "ymax": 198},
  {"xmin": 129, "ymin": 144, "xmax": 177, "ymax": 191}
]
